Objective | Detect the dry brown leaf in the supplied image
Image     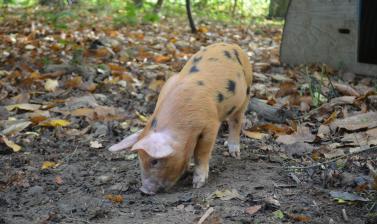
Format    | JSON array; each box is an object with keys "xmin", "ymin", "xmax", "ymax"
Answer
[
  {"xmin": 275, "ymin": 81, "xmax": 297, "ymax": 98},
  {"xmin": 148, "ymin": 79, "xmax": 165, "ymax": 92},
  {"xmin": 242, "ymin": 130, "xmax": 268, "ymax": 140},
  {"xmin": 276, "ymin": 125, "xmax": 315, "ymax": 145},
  {"xmin": 6, "ymin": 103, "xmax": 41, "ymax": 111},
  {"xmin": 333, "ymin": 83, "xmax": 360, "ymax": 97},
  {"xmin": 324, "ymin": 111, "xmax": 339, "ymax": 125},
  {"xmin": 245, "ymin": 205, "xmax": 262, "ymax": 215},
  {"xmin": 29, "ymin": 110, "xmax": 50, "ymax": 124},
  {"xmin": 252, "ymin": 123, "xmax": 292, "ymax": 136},
  {"xmin": 317, "ymin": 125, "xmax": 330, "ymax": 139},
  {"xmin": 153, "ymin": 55, "xmax": 171, "ymax": 63},
  {"xmin": 64, "ymin": 76, "xmax": 83, "ymax": 88},
  {"xmin": 55, "ymin": 176, "xmax": 63, "ymax": 185},
  {"xmin": 287, "ymin": 213, "xmax": 311, "ymax": 222},
  {"xmin": 331, "ymin": 112, "xmax": 377, "ymax": 131},
  {"xmin": 1, "ymin": 135, "xmax": 21, "ymax": 152},
  {"xmin": 44, "ymin": 79, "xmax": 59, "ymax": 92},
  {"xmin": 1, "ymin": 121, "xmax": 32, "ymax": 136},
  {"xmin": 41, "ymin": 161, "xmax": 59, "ymax": 169},
  {"xmin": 105, "ymin": 194, "xmax": 124, "ymax": 203},
  {"xmin": 40, "ymin": 119, "xmax": 71, "ymax": 127},
  {"xmin": 70, "ymin": 108, "xmax": 95, "ymax": 119}
]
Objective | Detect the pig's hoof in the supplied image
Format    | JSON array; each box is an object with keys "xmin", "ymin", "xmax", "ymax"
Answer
[
  {"xmin": 228, "ymin": 144, "xmax": 241, "ymax": 159},
  {"xmin": 193, "ymin": 179, "xmax": 206, "ymax": 188},
  {"xmin": 193, "ymin": 171, "xmax": 206, "ymax": 188}
]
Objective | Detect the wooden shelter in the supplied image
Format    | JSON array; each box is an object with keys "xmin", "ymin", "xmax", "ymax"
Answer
[{"xmin": 281, "ymin": 0, "xmax": 377, "ymax": 76}]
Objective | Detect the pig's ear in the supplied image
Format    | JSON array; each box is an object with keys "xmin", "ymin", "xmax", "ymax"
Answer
[
  {"xmin": 108, "ymin": 130, "xmax": 142, "ymax": 152},
  {"xmin": 130, "ymin": 132, "xmax": 175, "ymax": 159}
]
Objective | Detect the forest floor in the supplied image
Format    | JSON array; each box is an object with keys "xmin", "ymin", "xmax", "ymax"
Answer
[{"xmin": 0, "ymin": 8, "xmax": 377, "ymax": 224}]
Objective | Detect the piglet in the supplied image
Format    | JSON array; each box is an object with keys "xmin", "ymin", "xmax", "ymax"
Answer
[{"xmin": 109, "ymin": 43, "xmax": 253, "ymax": 194}]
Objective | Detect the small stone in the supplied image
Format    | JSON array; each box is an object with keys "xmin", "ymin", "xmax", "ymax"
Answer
[
  {"xmin": 27, "ymin": 186, "xmax": 44, "ymax": 196},
  {"xmin": 96, "ymin": 175, "xmax": 113, "ymax": 185}
]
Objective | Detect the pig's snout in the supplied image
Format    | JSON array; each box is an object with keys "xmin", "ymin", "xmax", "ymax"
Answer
[{"xmin": 139, "ymin": 178, "xmax": 160, "ymax": 195}]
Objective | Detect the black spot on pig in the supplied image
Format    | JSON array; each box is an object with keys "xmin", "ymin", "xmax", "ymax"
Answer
[
  {"xmin": 193, "ymin": 56, "xmax": 202, "ymax": 64},
  {"xmin": 208, "ymin": 58, "xmax": 219, "ymax": 62},
  {"xmin": 227, "ymin": 80, "xmax": 236, "ymax": 94},
  {"xmin": 227, "ymin": 106, "xmax": 236, "ymax": 116},
  {"xmin": 197, "ymin": 80, "xmax": 205, "ymax": 86},
  {"xmin": 151, "ymin": 118, "xmax": 157, "ymax": 129},
  {"xmin": 224, "ymin": 50, "xmax": 232, "ymax": 59},
  {"xmin": 189, "ymin": 65, "xmax": 199, "ymax": 73},
  {"xmin": 246, "ymin": 86, "xmax": 250, "ymax": 95},
  {"xmin": 233, "ymin": 49, "xmax": 242, "ymax": 66},
  {"xmin": 217, "ymin": 92, "xmax": 224, "ymax": 103},
  {"xmin": 198, "ymin": 133, "xmax": 203, "ymax": 139}
]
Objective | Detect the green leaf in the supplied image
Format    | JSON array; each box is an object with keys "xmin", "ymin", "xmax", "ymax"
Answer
[{"xmin": 273, "ymin": 210, "xmax": 284, "ymax": 219}]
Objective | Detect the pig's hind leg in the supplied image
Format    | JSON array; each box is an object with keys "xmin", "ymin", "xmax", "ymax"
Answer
[
  {"xmin": 227, "ymin": 99, "xmax": 249, "ymax": 159},
  {"xmin": 193, "ymin": 121, "xmax": 221, "ymax": 188}
]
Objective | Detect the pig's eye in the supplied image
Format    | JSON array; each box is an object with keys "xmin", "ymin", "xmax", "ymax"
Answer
[{"xmin": 150, "ymin": 159, "xmax": 159, "ymax": 166}]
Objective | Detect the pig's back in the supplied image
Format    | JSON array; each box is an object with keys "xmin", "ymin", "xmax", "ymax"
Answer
[{"xmin": 152, "ymin": 43, "xmax": 252, "ymax": 130}]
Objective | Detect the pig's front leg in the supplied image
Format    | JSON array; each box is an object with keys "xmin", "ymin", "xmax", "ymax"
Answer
[
  {"xmin": 227, "ymin": 99, "xmax": 249, "ymax": 159},
  {"xmin": 193, "ymin": 122, "xmax": 220, "ymax": 188}
]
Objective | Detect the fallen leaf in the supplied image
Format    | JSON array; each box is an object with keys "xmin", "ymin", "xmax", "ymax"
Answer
[
  {"xmin": 135, "ymin": 111, "xmax": 149, "ymax": 123},
  {"xmin": 90, "ymin": 140, "xmax": 103, "ymax": 149},
  {"xmin": 125, "ymin": 154, "xmax": 138, "ymax": 160},
  {"xmin": 6, "ymin": 103, "xmax": 41, "ymax": 111},
  {"xmin": 331, "ymin": 112, "xmax": 377, "ymax": 131},
  {"xmin": 40, "ymin": 119, "xmax": 71, "ymax": 127},
  {"xmin": 243, "ymin": 130, "xmax": 268, "ymax": 140},
  {"xmin": 330, "ymin": 191, "xmax": 369, "ymax": 202},
  {"xmin": 28, "ymin": 110, "xmax": 50, "ymax": 124},
  {"xmin": 281, "ymin": 142, "xmax": 314, "ymax": 157},
  {"xmin": 275, "ymin": 81, "xmax": 297, "ymax": 98},
  {"xmin": 317, "ymin": 125, "xmax": 330, "ymax": 139},
  {"xmin": 1, "ymin": 121, "xmax": 32, "ymax": 136},
  {"xmin": 148, "ymin": 79, "xmax": 165, "ymax": 91},
  {"xmin": 324, "ymin": 111, "xmax": 339, "ymax": 125},
  {"xmin": 70, "ymin": 108, "xmax": 95, "ymax": 119},
  {"xmin": 273, "ymin": 210, "xmax": 284, "ymax": 219},
  {"xmin": 44, "ymin": 79, "xmax": 59, "ymax": 92},
  {"xmin": 245, "ymin": 205, "xmax": 262, "ymax": 215},
  {"xmin": 64, "ymin": 76, "xmax": 83, "ymax": 88},
  {"xmin": 1, "ymin": 135, "xmax": 21, "ymax": 152},
  {"xmin": 276, "ymin": 125, "xmax": 315, "ymax": 145},
  {"xmin": 209, "ymin": 189, "xmax": 244, "ymax": 201},
  {"xmin": 55, "ymin": 176, "xmax": 63, "ymax": 185},
  {"xmin": 252, "ymin": 123, "xmax": 292, "ymax": 136},
  {"xmin": 105, "ymin": 194, "xmax": 124, "ymax": 203},
  {"xmin": 288, "ymin": 213, "xmax": 311, "ymax": 222},
  {"xmin": 333, "ymin": 82, "xmax": 360, "ymax": 97},
  {"xmin": 41, "ymin": 161, "xmax": 59, "ymax": 170},
  {"xmin": 153, "ymin": 55, "xmax": 171, "ymax": 63}
]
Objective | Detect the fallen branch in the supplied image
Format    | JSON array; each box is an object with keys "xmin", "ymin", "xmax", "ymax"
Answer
[
  {"xmin": 284, "ymin": 145, "xmax": 377, "ymax": 170},
  {"xmin": 247, "ymin": 98, "xmax": 296, "ymax": 123},
  {"xmin": 197, "ymin": 207, "xmax": 214, "ymax": 224}
]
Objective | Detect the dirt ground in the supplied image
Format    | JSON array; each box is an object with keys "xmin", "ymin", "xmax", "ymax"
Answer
[
  {"xmin": 0, "ymin": 10, "xmax": 376, "ymax": 224},
  {"xmin": 0, "ymin": 113, "xmax": 375, "ymax": 224}
]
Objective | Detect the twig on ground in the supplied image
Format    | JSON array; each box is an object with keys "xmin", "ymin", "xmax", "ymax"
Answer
[
  {"xmin": 197, "ymin": 207, "xmax": 214, "ymax": 224},
  {"xmin": 342, "ymin": 208, "xmax": 349, "ymax": 222},
  {"xmin": 284, "ymin": 146, "xmax": 377, "ymax": 170}
]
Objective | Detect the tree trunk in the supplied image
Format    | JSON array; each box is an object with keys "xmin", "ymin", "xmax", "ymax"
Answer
[
  {"xmin": 186, "ymin": 0, "xmax": 197, "ymax": 33},
  {"xmin": 154, "ymin": 0, "xmax": 164, "ymax": 13},
  {"xmin": 133, "ymin": 0, "xmax": 143, "ymax": 8},
  {"xmin": 231, "ymin": 0, "xmax": 238, "ymax": 16},
  {"xmin": 268, "ymin": 0, "xmax": 290, "ymax": 18}
]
